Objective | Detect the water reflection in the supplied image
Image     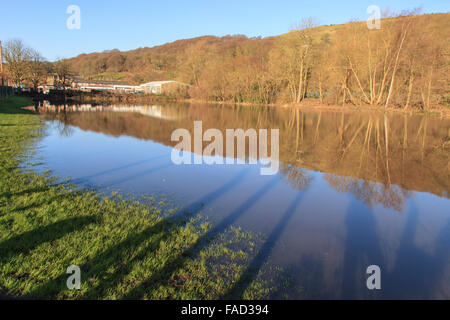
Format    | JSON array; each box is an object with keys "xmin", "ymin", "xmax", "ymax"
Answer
[
  {"xmin": 32, "ymin": 102, "xmax": 450, "ymax": 299},
  {"xmin": 38, "ymin": 103, "xmax": 449, "ymax": 204}
]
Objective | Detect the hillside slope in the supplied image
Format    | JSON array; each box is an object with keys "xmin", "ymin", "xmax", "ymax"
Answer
[{"xmin": 66, "ymin": 13, "xmax": 450, "ymax": 107}]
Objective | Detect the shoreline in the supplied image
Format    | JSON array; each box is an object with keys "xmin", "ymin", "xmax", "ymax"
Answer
[
  {"xmin": 42, "ymin": 92, "xmax": 450, "ymax": 118},
  {"xmin": 28, "ymin": 90, "xmax": 449, "ymax": 118},
  {"xmin": 187, "ymin": 98, "xmax": 450, "ymax": 117}
]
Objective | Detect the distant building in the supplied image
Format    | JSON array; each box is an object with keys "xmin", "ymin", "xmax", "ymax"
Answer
[
  {"xmin": 113, "ymin": 84, "xmax": 143, "ymax": 93},
  {"xmin": 139, "ymin": 81, "xmax": 189, "ymax": 95},
  {"xmin": 72, "ymin": 79, "xmax": 135, "ymax": 92},
  {"xmin": 54, "ymin": 76, "xmax": 188, "ymax": 95},
  {"xmin": 140, "ymin": 81, "xmax": 175, "ymax": 94}
]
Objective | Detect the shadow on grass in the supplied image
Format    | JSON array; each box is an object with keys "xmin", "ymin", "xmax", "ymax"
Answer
[
  {"xmin": 0, "ymin": 216, "xmax": 97, "ymax": 262},
  {"xmin": 0, "ymin": 97, "xmax": 35, "ymax": 115},
  {"xmin": 27, "ymin": 169, "xmax": 250, "ymax": 299},
  {"xmin": 0, "ymin": 181, "xmax": 86, "ymax": 201}
]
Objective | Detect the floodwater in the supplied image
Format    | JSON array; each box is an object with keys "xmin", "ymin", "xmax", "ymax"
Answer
[{"xmin": 32, "ymin": 102, "xmax": 449, "ymax": 299}]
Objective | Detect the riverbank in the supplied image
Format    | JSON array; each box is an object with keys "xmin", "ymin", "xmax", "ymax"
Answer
[
  {"xmin": 38, "ymin": 91, "xmax": 449, "ymax": 118},
  {"xmin": 186, "ymin": 97, "xmax": 450, "ymax": 118},
  {"xmin": 0, "ymin": 96, "xmax": 277, "ymax": 299},
  {"xmin": 39, "ymin": 90, "xmax": 180, "ymax": 105}
]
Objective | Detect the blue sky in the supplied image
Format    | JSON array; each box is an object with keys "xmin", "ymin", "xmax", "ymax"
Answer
[{"xmin": 1, "ymin": 0, "xmax": 448, "ymax": 61}]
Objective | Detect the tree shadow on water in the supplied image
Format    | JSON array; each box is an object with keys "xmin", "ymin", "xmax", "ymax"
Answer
[
  {"xmin": 269, "ymin": 253, "xmax": 327, "ymax": 300},
  {"xmin": 68, "ymin": 154, "xmax": 168, "ymax": 186},
  {"xmin": 382, "ymin": 203, "xmax": 450, "ymax": 299},
  {"xmin": 341, "ymin": 198, "xmax": 384, "ymax": 299},
  {"xmin": 103, "ymin": 162, "xmax": 173, "ymax": 188},
  {"xmin": 123, "ymin": 175, "xmax": 280, "ymax": 299},
  {"xmin": 224, "ymin": 192, "xmax": 306, "ymax": 299},
  {"xmin": 341, "ymin": 198, "xmax": 450, "ymax": 299}
]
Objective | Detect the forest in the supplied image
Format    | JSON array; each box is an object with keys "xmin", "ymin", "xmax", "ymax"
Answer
[{"xmin": 64, "ymin": 12, "xmax": 449, "ymax": 109}]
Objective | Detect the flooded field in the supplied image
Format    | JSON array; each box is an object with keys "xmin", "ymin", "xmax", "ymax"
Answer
[{"xmin": 32, "ymin": 103, "xmax": 450, "ymax": 299}]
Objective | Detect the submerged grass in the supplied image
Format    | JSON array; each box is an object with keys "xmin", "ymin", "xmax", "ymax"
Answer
[{"xmin": 0, "ymin": 96, "xmax": 279, "ymax": 299}]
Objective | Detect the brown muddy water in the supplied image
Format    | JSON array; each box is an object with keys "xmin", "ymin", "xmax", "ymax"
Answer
[{"xmin": 32, "ymin": 102, "xmax": 450, "ymax": 299}]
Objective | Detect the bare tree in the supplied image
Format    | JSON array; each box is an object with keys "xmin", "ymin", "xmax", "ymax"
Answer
[
  {"xmin": 27, "ymin": 49, "xmax": 47, "ymax": 91},
  {"xmin": 270, "ymin": 18, "xmax": 318, "ymax": 103},
  {"xmin": 54, "ymin": 58, "xmax": 72, "ymax": 88},
  {"xmin": 3, "ymin": 39, "xmax": 31, "ymax": 87}
]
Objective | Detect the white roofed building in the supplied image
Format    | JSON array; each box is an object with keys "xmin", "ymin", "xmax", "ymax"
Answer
[{"xmin": 139, "ymin": 81, "xmax": 189, "ymax": 95}]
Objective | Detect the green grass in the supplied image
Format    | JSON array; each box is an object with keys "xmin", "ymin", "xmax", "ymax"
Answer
[
  {"xmin": 0, "ymin": 96, "xmax": 35, "ymax": 114},
  {"xmin": 95, "ymin": 72, "xmax": 127, "ymax": 81},
  {"xmin": 0, "ymin": 96, "xmax": 281, "ymax": 299}
]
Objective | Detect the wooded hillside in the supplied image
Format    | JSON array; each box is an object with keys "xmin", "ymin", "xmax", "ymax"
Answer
[{"xmin": 66, "ymin": 13, "xmax": 450, "ymax": 108}]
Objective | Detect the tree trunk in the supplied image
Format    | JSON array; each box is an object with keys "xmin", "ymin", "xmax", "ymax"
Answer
[{"xmin": 405, "ymin": 72, "xmax": 414, "ymax": 109}]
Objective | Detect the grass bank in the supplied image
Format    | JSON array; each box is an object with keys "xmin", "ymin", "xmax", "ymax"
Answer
[{"xmin": 0, "ymin": 96, "xmax": 283, "ymax": 299}]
